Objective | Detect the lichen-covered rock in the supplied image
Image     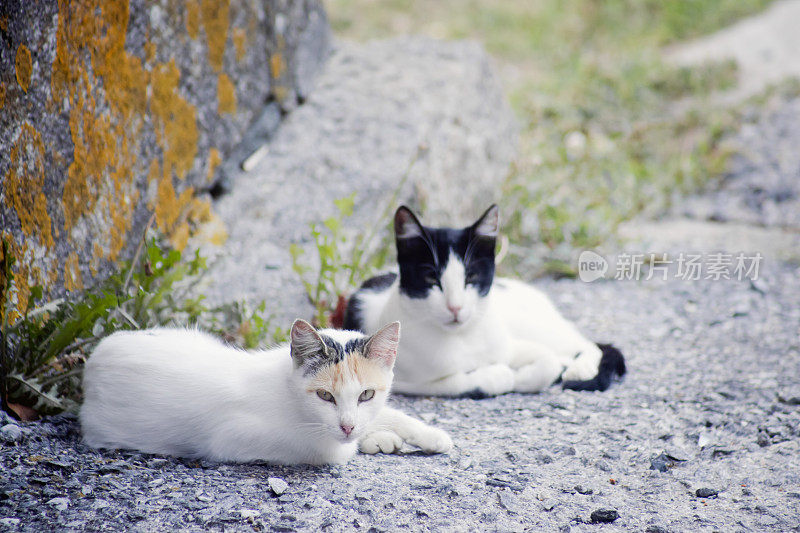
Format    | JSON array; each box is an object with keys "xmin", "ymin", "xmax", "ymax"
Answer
[
  {"xmin": 0, "ymin": 0, "xmax": 330, "ymax": 319},
  {"xmin": 206, "ymin": 37, "xmax": 517, "ymax": 321}
]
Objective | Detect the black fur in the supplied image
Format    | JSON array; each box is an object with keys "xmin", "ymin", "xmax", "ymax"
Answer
[
  {"xmin": 561, "ymin": 344, "xmax": 626, "ymax": 392},
  {"xmin": 343, "ymin": 274, "xmax": 398, "ymax": 332},
  {"xmin": 342, "ymin": 293, "xmax": 364, "ymax": 332},
  {"xmin": 361, "ymin": 272, "xmax": 397, "ymax": 290},
  {"xmin": 300, "ymin": 334, "xmax": 374, "ymax": 376},
  {"xmin": 460, "ymin": 388, "xmax": 492, "ymax": 400}
]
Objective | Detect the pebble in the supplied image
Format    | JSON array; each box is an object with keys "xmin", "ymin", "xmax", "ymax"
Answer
[
  {"xmin": 0, "ymin": 424, "xmax": 23, "ymax": 442},
  {"xmin": 239, "ymin": 509, "xmax": 260, "ymax": 519},
  {"xmin": 695, "ymin": 488, "xmax": 719, "ymax": 498},
  {"xmin": 590, "ymin": 509, "xmax": 619, "ymax": 523},
  {"xmin": 497, "ymin": 490, "xmax": 519, "ymax": 513},
  {"xmin": 47, "ymin": 497, "xmax": 70, "ymax": 511},
  {"xmin": 268, "ymin": 477, "xmax": 289, "ymax": 496},
  {"xmin": 574, "ymin": 485, "xmax": 593, "ymax": 495},
  {"xmin": 645, "ymin": 526, "xmax": 668, "ymax": 533},
  {"xmin": 777, "ymin": 387, "xmax": 800, "ymax": 405},
  {"xmin": 0, "ymin": 518, "xmax": 21, "ymax": 528}
]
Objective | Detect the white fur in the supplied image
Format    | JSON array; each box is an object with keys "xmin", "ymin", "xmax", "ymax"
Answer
[
  {"xmin": 81, "ymin": 327, "xmax": 451, "ymax": 464},
  {"xmin": 360, "ymin": 275, "xmax": 602, "ymax": 396}
]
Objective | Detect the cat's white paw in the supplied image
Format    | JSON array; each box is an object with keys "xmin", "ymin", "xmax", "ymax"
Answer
[
  {"xmin": 359, "ymin": 430, "xmax": 403, "ymax": 455},
  {"xmin": 562, "ymin": 357, "xmax": 598, "ymax": 381},
  {"xmin": 415, "ymin": 427, "xmax": 453, "ymax": 454},
  {"xmin": 474, "ymin": 364, "xmax": 515, "ymax": 396}
]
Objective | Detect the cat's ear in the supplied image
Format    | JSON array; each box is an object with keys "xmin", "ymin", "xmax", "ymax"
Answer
[
  {"xmin": 472, "ymin": 204, "xmax": 499, "ymax": 238},
  {"xmin": 394, "ymin": 206, "xmax": 425, "ymax": 240},
  {"xmin": 364, "ymin": 321, "xmax": 400, "ymax": 368},
  {"xmin": 289, "ymin": 319, "xmax": 326, "ymax": 369}
]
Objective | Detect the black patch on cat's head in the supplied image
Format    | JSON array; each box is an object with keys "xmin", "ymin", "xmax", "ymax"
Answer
[
  {"xmin": 393, "ymin": 205, "xmax": 498, "ymax": 299},
  {"xmin": 290, "ymin": 320, "xmax": 345, "ymax": 375}
]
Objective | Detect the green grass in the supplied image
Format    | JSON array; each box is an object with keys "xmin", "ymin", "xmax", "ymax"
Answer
[{"xmin": 325, "ymin": 0, "xmax": 772, "ymax": 275}]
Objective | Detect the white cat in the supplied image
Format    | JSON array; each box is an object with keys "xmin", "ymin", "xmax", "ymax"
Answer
[
  {"xmin": 344, "ymin": 205, "xmax": 626, "ymax": 397},
  {"xmin": 80, "ymin": 320, "xmax": 452, "ymax": 464}
]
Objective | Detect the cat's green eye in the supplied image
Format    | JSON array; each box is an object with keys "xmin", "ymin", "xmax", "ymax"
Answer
[
  {"xmin": 424, "ymin": 275, "xmax": 438, "ymax": 285},
  {"xmin": 465, "ymin": 273, "xmax": 479, "ymax": 284},
  {"xmin": 359, "ymin": 389, "xmax": 375, "ymax": 402},
  {"xmin": 316, "ymin": 390, "xmax": 335, "ymax": 403}
]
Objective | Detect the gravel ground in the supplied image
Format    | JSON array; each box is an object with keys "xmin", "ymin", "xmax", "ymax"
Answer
[{"xmin": 2, "ymin": 261, "xmax": 799, "ymax": 532}]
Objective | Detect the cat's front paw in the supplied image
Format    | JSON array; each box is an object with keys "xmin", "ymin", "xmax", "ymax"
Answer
[
  {"xmin": 562, "ymin": 357, "xmax": 598, "ymax": 381},
  {"xmin": 415, "ymin": 427, "xmax": 453, "ymax": 454},
  {"xmin": 359, "ymin": 430, "xmax": 403, "ymax": 455},
  {"xmin": 474, "ymin": 364, "xmax": 515, "ymax": 396}
]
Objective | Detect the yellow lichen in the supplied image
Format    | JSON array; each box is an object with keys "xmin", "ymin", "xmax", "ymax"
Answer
[
  {"xmin": 232, "ymin": 27, "xmax": 246, "ymax": 61},
  {"xmin": 4, "ymin": 123, "xmax": 54, "ymax": 249},
  {"xmin": 185, "ymin": 0, "xmax": 200, "ymax": 38},
  {"xmin": 207, "ymin": 147, "xmax": 222, "ymax": 183},
  {"xmin": 200, "ymin": 0, "xmax": 230, "ymax": 72},
  {"xmin": 90, "ymin": 242, "xmax": 103, "ymax": 276},
  {"xmin": 0, "ymin": 82, "xmax": 6, "ymax": 109},
  {"xmin": 15, "ymin": 45, "xmax": 32, "ymax": 93},
  {"xmin": 270, "ymin": 52, "xmax": 285, "ymax": 79},
  {"xmin": 64, "ymin": 251, "xmax": 83, "ymax": 291},
  {"xmin": 217, "ymin": 72, "xmax": 236, "ymax": 114},
  {"xmin": 151, "ymin": 60, "xmax": 199, "ymax": 181},
  {"xmin": 43, "ymin": 0, "xmax": 202, "ymax": 291}
]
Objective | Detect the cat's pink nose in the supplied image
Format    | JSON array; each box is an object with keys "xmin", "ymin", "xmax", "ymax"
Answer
[
  {"xmin": 447, "ymin": 304, "xmax": 462, "ymax": 317},
  {"xmin": 340, "ymin": 424, "xmax": 354, "ymax": 436}
]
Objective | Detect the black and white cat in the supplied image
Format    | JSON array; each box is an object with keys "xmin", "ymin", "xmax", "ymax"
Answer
[
  {"xmin": 81, "ymin": 320, "xmax": 452, "ymax": 464},
  {"xmin": 344, "ymin": 205, "xmax": 625, "ymax": 397}
]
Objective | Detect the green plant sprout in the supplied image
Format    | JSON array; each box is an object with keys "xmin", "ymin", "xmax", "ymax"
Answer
[{"xmin": 289, "ymin": 148, "xmax": 423, "ymax": 328}]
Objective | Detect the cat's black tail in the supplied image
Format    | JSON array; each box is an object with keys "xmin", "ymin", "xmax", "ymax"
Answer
[{"xmin": 561, "ymin": 344, "xmax": 626, "ymax": 392}]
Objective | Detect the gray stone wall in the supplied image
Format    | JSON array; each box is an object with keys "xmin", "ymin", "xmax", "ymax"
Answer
[{"xmin": 0, "ymin": 0, "xmax": 330, "ymax": 318}]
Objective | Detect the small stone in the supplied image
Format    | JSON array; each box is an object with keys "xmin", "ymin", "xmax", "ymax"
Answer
[
  {"xmin": 497, "ymin": 490, "xmax": 519, "ymax": 513},
  {"xmin": 47, "ymin": 497, "xmax": 70, "ymax": 511},
  {"xmin": 240, "ymin": 509, "xmax": 259, "ymax": 519},
  {"xmin": 650, "ymin": 452, "xmax": 685, "ymax": 472},
  {"xmin": 81, "ymin": 485, "xmax": 93, "ymax": 496},
  {"xmin": 268, "ymin": 477, "xmax": 289, "ymax": 496},
  {"xmin": 758, "ymin": 515, "xmax": 778, "ymax": 526},
  {"xmin": 590, "ymin": 509, "xmax": 619, "ymax": 523},
  {"xmin": 0, "ymin": 424, "xmax": 23, "ymax": 442},
  {"xmin": 149, "ymin": 478, "xmax": 165, "ymax": 488},
  {"xmin": 540, "ymin": 499, "xmax": 556, "ymax": 511},
  {"xmin": 695, "ymin": 488, "xmax": 718, "ymax": 498},
  {"xmin": 195, "ymin": 489, "xmax": 213, "ymax": 502},
  {"xmin": 147, "ymin": 458, "xmax": 169, "ymax": 469},
  {"xmin": 0, "ymin": 518, "xmax": 21, "ymax": 528},
  {"xmin": 574, "ymin": 485, "xmax": 593, "ymax": 495},
  {"xmin": 777, "ymin": 387, "xmax": 800, "ymax": 405},
  {"xmin": 645, "ymin": 526, "xmax": 668, "ymax": 533}
]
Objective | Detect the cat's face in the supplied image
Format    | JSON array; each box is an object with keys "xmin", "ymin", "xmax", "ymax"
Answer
[
  {"xmin": 394, "ymin": 205, "xmax": 498, "ymax": 330},
  {"xmin": 289, "ymin": 320, "xmax": 399, "ymax": 443}
]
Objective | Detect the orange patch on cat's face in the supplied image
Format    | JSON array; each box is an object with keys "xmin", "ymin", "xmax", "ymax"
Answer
[{"xmin": 307, "ymin": 354, "xmax": 389, "ymax": 394}]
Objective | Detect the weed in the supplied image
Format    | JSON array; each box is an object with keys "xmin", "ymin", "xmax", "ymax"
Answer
[
  {"xmin": 289, "ymin": 148, "xmax": 424, "ymax": 328},
  {"xmin": 290, "ymin": 194, "xmax": 393, "ymax": 328}
]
